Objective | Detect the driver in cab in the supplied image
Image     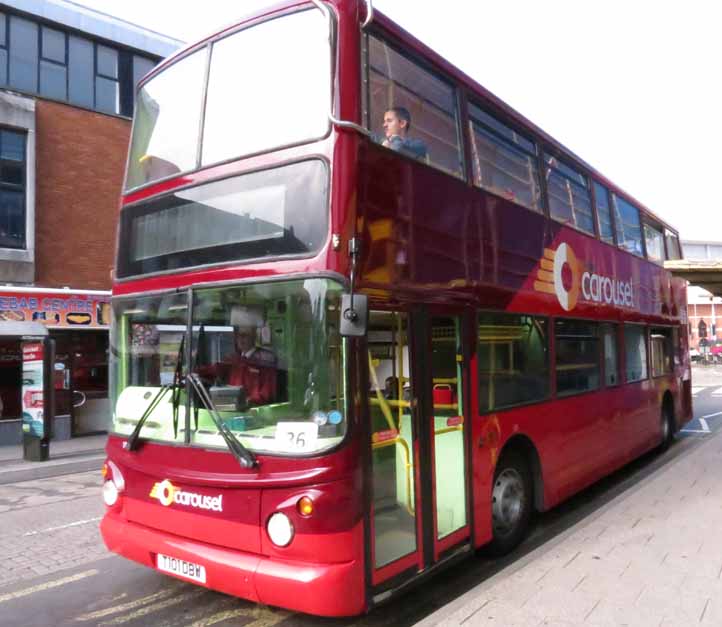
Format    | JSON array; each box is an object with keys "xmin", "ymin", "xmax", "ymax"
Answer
[{"xmin": 201, "ymin": 306, "xmax": 277, "ymax": 405}]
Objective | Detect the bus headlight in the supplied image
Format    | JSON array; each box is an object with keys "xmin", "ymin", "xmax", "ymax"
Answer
[
  {"xmin": 102, "ymin": 460, "xmax": 125, "ymax": 507},
  {"xmin": 267, "ymin": 512, "xmax": 294, "ymax": 547},
  {"xmin": 103, "ymin": 480, "xmax": 119, "ymax": 506}
]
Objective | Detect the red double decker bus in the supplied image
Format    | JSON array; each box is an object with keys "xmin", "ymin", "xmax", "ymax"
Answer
[{"xmin": 100, "ymin": 0, "xmax": 692, "ymax": 617}]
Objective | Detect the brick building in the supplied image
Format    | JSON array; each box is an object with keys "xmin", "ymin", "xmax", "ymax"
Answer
[{"xmin": 0, "ymin": 0, "xmax": 180, "ymax": 444}]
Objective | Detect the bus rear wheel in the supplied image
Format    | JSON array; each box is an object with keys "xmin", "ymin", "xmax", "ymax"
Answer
[{"xmin": 487, "ymin": 450, "xmax": 532, "ymax": 556}]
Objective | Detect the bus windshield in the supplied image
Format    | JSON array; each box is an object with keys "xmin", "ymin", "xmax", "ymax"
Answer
[
  {"xmin": 125, "ymin": 7, "xmax": 331, "ymax": 190},
  {"xmin": 110, "ymin": 279, "xmax": 347, "ymax": 456}
]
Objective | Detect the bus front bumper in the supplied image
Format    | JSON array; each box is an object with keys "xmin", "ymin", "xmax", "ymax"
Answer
[{"xmin": 101, "ymin": 513, "xmax": 365, "ymax": 617}]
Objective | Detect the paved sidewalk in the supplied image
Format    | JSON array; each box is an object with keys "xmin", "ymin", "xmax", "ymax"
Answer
[
  {"xmin": 417, "ymin": 429, "xmax": 722, "ymax": 626},
  {"xmin": 0, "ymin": 434, "xmax": 107, "ymax": 484}
]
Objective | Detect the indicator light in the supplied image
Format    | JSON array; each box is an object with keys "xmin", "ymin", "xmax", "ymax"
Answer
[{"xmin": 297, "ymin": 496, "xmax": 314, "ymax": 516}]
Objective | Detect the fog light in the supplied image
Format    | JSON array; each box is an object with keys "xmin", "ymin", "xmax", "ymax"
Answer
[
  {"xmin": 103, "ymin": 480, "xmax": 119, "ymax": 507},
  {"xmin": 267, "ymin": 512, "xmax": 294, "ymax": 547}
]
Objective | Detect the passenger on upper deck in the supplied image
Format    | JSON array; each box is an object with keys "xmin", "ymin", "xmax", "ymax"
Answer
[{"xmin": 382, "ymin": 106, "xmax": 428, "ymax": 161}]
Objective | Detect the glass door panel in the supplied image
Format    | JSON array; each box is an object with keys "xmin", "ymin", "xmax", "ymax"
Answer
[
  {"xmin": 368, "ymin": 310, "xmax": 418, "ymax": 569},
  {"xmin": 430, "ymin": 316, "xmax": 467, "ymax": 540}
]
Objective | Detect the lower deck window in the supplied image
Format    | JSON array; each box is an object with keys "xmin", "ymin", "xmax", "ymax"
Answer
[
  {"xmin": 624, "ymin": 324, "xmax": 648, "ymax": 382},
  {"xmin": 555, "ymin": 320, "xmax": 600, "ymax": 396},
  {"xmin": 650, "ymin": 327, "xmax": 673, "ymax": 377},
  {"xmin": 478, "ymin": 313, "xmax": 548, "ymax": 412}
]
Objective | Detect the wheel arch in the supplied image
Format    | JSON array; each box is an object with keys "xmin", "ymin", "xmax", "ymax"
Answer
[{"xmin": 497, "ymin": 434, "xmax": 545, "ymax": 512}]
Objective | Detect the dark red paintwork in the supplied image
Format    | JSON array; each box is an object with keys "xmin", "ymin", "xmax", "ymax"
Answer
[{"xmin": 102, "ymin": 0, "xmax": 692, "ymax": 617}]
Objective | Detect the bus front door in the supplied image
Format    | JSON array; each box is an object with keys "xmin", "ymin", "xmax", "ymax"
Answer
[
  {"xmin": 424, "ymin": 314, "xmax": 470, "ymax": 562},
  {"xmin": 367, "ymin": 309, "xmax": 470, "ymax": 596}
]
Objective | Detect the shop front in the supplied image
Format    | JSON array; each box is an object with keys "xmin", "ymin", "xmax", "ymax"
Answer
[{"xmin": 0, "ymin": 288, "xmax": 110, "ymax": 446}]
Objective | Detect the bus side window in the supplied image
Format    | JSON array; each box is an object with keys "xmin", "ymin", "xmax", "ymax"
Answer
[{"xmin": 366, "ymin": 34, "xmax": 464, "ymax": 179}]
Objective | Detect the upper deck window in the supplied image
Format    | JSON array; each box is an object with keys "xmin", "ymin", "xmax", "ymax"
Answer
[
  {"xmin": 468, "ymin": 104, "xmax": 541, "ymax": 212},
  {"xmin": 612, "ymin": 195, "xmax": 643, "ymax": 257},
  {"xmin": 126, "ymin": 9, "xmax": 330, "ymax": 191},
  {"xmin": 545, "ymin": 154, "xmax": 594, "ymax": 235},
  {"xmin": 366, "ymin": 35, "xmax": 464, "ymax": 178},
  {"xmin": 643, "ymin": 222, "xmax": 665, "ymax": 262},
  {"xmin": 665, "ymin": 229, "xmax": 682, "ymax": 260},
  {"xmin": 126, "ymin": 48, "xmax": 208, "ymax": 190},
  {"xmin": 593, "ymin": 182, "xmax": 615, "ymax": 244},
  {"xmin": 202, "ymin": 9, "xmax": 330, "ymax": 166}
]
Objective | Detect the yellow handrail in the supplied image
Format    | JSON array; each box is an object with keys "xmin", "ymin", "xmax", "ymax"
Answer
[
  {"xmin": 372, "ymin": 435, "xmax": 414, "ymax": 515},
  {"xmin": 367, "ymin": 351, "xmax": 396, "ymax": 432}
]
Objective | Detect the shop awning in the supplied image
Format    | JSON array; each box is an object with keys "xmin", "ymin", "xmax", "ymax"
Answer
[
  {"xmin": 665, "ymin": 260, "xmax": 722, "ymax": 297},
  {"xmin": 0, "ymin": 321, "xmax": 49, "ymax": 337}
]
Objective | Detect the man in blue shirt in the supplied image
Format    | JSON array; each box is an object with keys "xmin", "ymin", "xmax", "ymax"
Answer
[{"xmin": 382, "ymin": 106, "xmax": 428, "ymax": 161}]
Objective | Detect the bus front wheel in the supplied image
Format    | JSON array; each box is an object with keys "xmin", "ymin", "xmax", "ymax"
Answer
[{"xmin": 487, "ymin": 450, "xmax": 532, "ymax": 556}]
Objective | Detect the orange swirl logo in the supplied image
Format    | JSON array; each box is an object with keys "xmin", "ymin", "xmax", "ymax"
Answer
[
  {"xmin": 533, "ymin": 243, "xmax": 583, "ymax": 311},
  {"xmin": 534, "ymin": 243, "xmax": 634, "ymax": 311},
  {"xmin": 149, "ymin": 479, "xmax": 177, "ymax": 506}
]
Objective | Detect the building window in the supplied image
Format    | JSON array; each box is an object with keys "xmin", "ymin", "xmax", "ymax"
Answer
[
  {"xmin": 9, "ymin": 16, "xmax": 38, "ymax": 94},
  {"xmin": 0, "ymin": 11, "xmax": 159, "ymax": 117},
  {"xmin": 95, "ymin": 44, "xmax": 119, "ymax": 114},
  {"xmin": 0, "ymin": 14, "xmax": 7, "ymax": 85},
  {"xmin": 40, "ymin": 26, "xmax": 68, "ymax": 100},
  {"xmin": 0, "ymin": 129, "xmax": 26, "ymax": 249},
  {"xmin": 132, "ymin": 55, "xmax": 156, "ymax": 91}
]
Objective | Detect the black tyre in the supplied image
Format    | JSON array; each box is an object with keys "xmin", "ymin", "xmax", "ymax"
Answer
[
  {"xmin": 486, "ymin": 450, "xmax": 532, "ymax": 556},
  {"xmin": 659, "ymin": 402, "xmax": 675, "ymax": 451}
]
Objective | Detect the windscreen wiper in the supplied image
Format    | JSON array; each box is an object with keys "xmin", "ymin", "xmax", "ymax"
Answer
[
  {"xmin": 126, "ymin": 335, "xmax": 186, "ymax": 452},
  {"xmin": 125, "ymin": 385, "xmax": 170, "ymax": 451},
  {"xmin": 171, "ymin": 334, "xmax": 186, "ymax": 439},
  {"xmin": 187, "ymin": 373, "xmax": 257, "ymax": 469}
]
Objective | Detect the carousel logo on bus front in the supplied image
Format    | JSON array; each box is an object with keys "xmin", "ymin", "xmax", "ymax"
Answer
[
  {"xmin": 533, "ymin": 243, "xmax": 634, "ymax": 312},
  {"xmin": 149, "ymin": 479, "xmax": 223, "ymax": 512}
]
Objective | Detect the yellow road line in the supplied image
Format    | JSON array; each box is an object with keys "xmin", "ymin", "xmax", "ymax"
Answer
[
  {"xmin": 188, "ymin": 608, "xmax": 250, "ymax": 627},
  {"xmin": 98, "ymin": 589, "xmax": 206, "ymax": 626},
  {"xmin": 188, "ymin": 604, "xmax": 291, "ymax": 627},
  {"xmin": 246, "ymin": 607, "xmax": 292, "ymax": 627},
  {"xmin": 0, "ymin": 569, "xmax": 98, "ymax": 604},
  {"xmin": 75, "ymin": 587, "xmax": 178, "ymax": 621}
]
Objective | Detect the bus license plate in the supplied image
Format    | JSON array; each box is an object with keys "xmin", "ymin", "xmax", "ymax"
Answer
[{"xmin": 157, "ymin": 553, "xmax": 206, "ymax": 584}]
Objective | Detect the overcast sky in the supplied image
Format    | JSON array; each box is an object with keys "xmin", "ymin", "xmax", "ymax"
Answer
[{"xmin": 73, "ymin": 0, "xmax": 722, "ymax": 242}]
